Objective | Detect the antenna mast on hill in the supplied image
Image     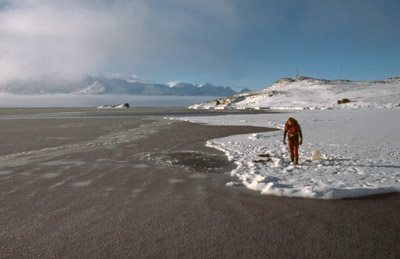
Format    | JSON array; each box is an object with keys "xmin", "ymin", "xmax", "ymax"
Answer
[{"xmin": 296, "ymin": 68, "xmax": 299, "ymax": 77}]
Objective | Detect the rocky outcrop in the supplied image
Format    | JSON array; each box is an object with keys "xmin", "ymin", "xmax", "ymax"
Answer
[
  {"xmin": 337, "ymin": 98, "xmax": 351, "ymax": 104},
  {"xmin": 274, "ymin": 77, "xmax": 330, "ymax": 85},
  {"xmin": 97, "ymin": 103, "xmax": 130, "ymax": 109}
]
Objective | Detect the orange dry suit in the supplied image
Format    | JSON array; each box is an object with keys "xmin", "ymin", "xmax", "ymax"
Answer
[{"xmin": 284, "ymin": 120, "xmax": 302, "ymax": 163}]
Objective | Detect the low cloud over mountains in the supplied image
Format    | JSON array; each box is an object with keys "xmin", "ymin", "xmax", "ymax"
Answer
[{"xmin": 0, "ymin": 74, "xmax": 249, "ymax": 96}]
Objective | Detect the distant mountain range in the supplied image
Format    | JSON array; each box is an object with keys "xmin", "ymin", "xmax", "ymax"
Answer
[{"xmin": 0, "ymin": 75, "xmax": 250, "ymax": 96}]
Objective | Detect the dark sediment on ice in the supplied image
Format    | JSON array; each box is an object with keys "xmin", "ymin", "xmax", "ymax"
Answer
[{"xmin": 0, "ymin": 109, "xmax": 399, "ymax": 258}]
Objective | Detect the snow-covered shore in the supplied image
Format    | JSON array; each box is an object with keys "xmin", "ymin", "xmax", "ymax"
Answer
[
  {"xmin": 190, "ymin": 77, "xmax": 400, "ymax": 110},
  {"xmin": 174, "ymin": 77, "xmax": 400, "ymax": 199},
  {"xmin": 175, "ymin": 109, "xmax": 399, "ymax": 199}
]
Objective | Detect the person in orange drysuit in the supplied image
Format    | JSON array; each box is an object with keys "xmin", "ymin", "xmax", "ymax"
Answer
[{"xmin": 283, "ymin": 117, "xmax": 303, "ymax": 165}]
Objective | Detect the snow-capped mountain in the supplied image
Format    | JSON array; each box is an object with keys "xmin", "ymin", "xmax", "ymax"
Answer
[
  {"xmin": 0, "ymin": 74, "xmax": 249, "ymax": 97},
  {"xmin": 72, "ymin": 81, "xmax": 106, "ymax": 94},
  {"xmin": 190, "ymin": 76, "xmax": 400, "ymax": 110},
  {"xmin": 75, "ymin": 76, "xmax": 249, "ymax": 96}
]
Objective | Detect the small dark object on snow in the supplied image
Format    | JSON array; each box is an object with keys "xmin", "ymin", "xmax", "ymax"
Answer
[
  {"xmin": 252, "ymin": 158, "xmax": 272, "ymax": 163},
  {"xmin": 337, "ymin": 98, "xmax": 351, "ymax": 104}
]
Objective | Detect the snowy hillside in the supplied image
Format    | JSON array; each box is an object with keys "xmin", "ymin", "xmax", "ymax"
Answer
[{"xmin": 190, "ymin": 77, "xmax": 400, "ymax": 110}]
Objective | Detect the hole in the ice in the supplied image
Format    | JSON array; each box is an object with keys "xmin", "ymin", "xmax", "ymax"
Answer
[{"xmin": 160, "ymin": 151, "xmax": 229, "ymax": 173}]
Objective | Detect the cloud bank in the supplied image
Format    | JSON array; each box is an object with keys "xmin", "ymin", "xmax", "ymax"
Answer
[
  {"xmin": 0, "ymin": 0, "xmax": 399, "ymax": 88},
  {"xmin": 0, "ymin": 0, "xmax": 241, "ymax": 84}
]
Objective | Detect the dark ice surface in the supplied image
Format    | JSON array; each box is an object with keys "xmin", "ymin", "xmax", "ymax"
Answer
[{"xmin": 0, "ymin": 108, "xmax": 399, "ymax": 258}]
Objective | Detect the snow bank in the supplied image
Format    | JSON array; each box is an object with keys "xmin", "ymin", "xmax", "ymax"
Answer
[{"xmin": 173, "ymin": 109, "xmax": 400, "ymax": 199}]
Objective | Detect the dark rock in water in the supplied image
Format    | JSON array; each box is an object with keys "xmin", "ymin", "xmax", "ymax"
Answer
[{"xmin": 337, "ymin": 98, "xmax": 351, "ymax": 104}]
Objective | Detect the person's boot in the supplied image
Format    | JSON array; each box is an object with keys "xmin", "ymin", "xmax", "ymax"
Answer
[{"xmin": 295, "ymin": 158, "xmax": 299, "ymax": 165}]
